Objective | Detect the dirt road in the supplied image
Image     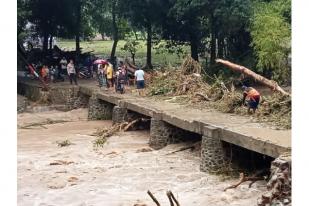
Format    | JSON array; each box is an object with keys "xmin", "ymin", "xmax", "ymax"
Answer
[{"xmin": 18, "ymin": 108, "xmax": 267, "ymax": 206}]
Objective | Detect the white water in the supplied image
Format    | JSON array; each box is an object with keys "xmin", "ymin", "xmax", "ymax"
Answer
[{"xmin": 18, "ymin": 108, "xmax": 266, "ymax": 206}]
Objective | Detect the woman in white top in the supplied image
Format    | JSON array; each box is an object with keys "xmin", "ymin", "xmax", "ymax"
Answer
[{"xmin": 67, "ymin": 59, "xmax": 78, "ymax": 85}]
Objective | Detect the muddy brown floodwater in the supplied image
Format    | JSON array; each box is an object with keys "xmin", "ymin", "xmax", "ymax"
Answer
[{"xmin": 18, "ymin": 108, "xmax": 267, "ymax": 206}]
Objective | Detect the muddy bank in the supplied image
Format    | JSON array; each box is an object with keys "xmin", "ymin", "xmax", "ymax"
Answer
[{"xmin": 18, "ymin": 108, "xmax": 267, "ymax": 206}]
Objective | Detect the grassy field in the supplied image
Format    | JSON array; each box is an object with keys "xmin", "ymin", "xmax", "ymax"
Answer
[{"xmin": 57, "ymin": 39, "xmax": 190, "ymax": 68}]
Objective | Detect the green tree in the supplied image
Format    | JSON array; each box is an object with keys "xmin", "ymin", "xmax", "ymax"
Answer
[
  {"xmin": 163, "ymin": 0, "xmax": 208, "ymax": 61},
  {"xmin": 25, "ymin": 0, "xmax": 96, "ymax": 53},
  {"xmin": 121, "ymin": 40, "xmax": 140, "ymax": 64},
  {"xmin": 17, "ymin": 0, "xmax": 31, "ymax": 41},
  {"xmin": 250, "ymin": 0, "xmax": 291, "ymax": 82},
  {"xmin": 124, "ymin": 0, "xmax": 168, "ymax": 69},
  {"xmin": 27, "ymin": 0, "xmax": 61, "ymax": 51},
  {"xmin": 90, "ymin": 0, "xmax": 131, "ymax": 63}
]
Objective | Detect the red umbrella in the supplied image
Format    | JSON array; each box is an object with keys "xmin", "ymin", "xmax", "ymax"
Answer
[{"xmin": 93, "ymin": 59, "xmax": 108, "ymax": 65}]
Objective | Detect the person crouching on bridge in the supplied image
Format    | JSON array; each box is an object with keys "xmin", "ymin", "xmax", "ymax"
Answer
[{"xmin": 242, "ymin": 86, "xmax": 260, "ymax": 114}]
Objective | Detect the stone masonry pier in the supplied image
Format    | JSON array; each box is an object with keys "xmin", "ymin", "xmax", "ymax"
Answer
[{"xmin": 17, "ymin": 79, "xmax": 291, "ymax": 173}]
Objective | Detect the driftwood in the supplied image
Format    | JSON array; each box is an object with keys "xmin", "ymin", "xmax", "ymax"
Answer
[
  {"xmin": 93, "ymin": 118, "xmax": 147, "ymax": 147},
  {"xmin": 215, "ymin": 59, "xmax": 290, "ymax": 96},
  {"xmin": 165, "ymin": 142, "xmax": 201, "ymax": 155},
  {"xmin": 224, "ymin": 170, "xmax": 268, "ymax": 192},
  {"xmin": 147, "ymin": 190, "xmax": 180, "ymax": 206},
  {"xmin": 166, "ymin": 191, "xmax": 174, "ymax": 206},
  {"xmin": 167, "ymin": 191, "xmax": 180, "ymax": 206},
  {"xmin": 123, "ymin": 118, "xmax": 140, "ymax": 131},
  {"xmin": 147, "ymin": 190, "xmax": 160, "ymax": 206},
  {"xmin": 194, "ymin": 93, "xmax": 211, "ymax": 101}
]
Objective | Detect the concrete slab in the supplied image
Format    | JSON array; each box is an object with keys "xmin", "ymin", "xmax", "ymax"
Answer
[{"xmin": 17, "ymin": 79, "xmax": 291, "ymax": 158}]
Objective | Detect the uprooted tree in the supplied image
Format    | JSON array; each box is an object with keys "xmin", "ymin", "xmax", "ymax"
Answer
[{"xmin": 215, "ymin": 59, "xmax": 290, "ymax": 96}]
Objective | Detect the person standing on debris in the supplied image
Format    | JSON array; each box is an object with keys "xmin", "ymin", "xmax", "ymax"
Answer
[
  {"xmin": 242, "ymin": 86, "xmax": 260, "ymax": 114},
  {"xmin": 134, "ymin": 67, "xmax": 145, "ymax": 96},
  {"xmin": 106, "ymin": 62, "xmax": 113, "ymax": 88},
  {"xmin": 67, "ymin": 59, "xmax": 78, "ymax": 85}
]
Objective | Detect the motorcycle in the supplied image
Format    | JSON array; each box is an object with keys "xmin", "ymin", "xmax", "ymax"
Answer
[{"xmin": 77, "ymin": 66, "xmax": 92, "ymax": 79}]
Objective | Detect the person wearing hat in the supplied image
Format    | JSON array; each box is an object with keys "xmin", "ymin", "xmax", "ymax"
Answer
[
  {"xmin": 242, "ymin": 86, "xmax": 261, "ymax": 114},
  {"xmin": 115, "ymin": 67, "xmax": 126, "ymax": 93}
]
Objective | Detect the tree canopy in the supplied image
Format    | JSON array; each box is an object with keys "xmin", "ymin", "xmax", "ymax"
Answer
[{"xmin": 18, "ymin": 0, "xmax": 291, "ymax": 82}]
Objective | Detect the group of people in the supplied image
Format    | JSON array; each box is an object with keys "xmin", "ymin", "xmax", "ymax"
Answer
[
  {"xmin": 95, "ymin": 60, "xmax": 145, "ymax": 95},
  {"xmin": 36, "ymin": 57, "xmax": 260, "ymax": 113},
  {"xmin": 36, "ymin": 56, "xmax": 145, "ymax": 95},
  {"xmin": 39, "ymin": 58, "xmax": 78, "ymax": 85}
]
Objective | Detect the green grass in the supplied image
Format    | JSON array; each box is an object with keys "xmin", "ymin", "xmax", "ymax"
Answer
[{"xmin": 57, "ymin": 39, "xmax": 190, "ymax": 68}]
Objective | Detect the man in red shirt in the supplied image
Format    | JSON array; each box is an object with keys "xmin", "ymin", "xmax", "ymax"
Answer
[{"xmin": 242, "ymin": 86, "xmax": 261, "ymax": 114}]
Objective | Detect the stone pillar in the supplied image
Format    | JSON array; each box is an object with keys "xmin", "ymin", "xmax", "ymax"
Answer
[
  {"xmin": 88, "ymin": 94, "xmax": 113, "ymax": 120},
  {"xmin": 200, "ymin": 134, "xmax": 228, "ymax": 173},
  {"xmin": 72, "ymin": 93, "xmax": 89, "ymax": 109},
  {"xmin": 149, "ymin": 118, "xmax": 187, "ymax": 149},
  {"xmin": 112, "ymin": 106, "xmax": 127, "ymax": 124},
  {"xmin": 149, "ymin": 118, "xmax": 169, "ymax": 149},
  {"xmin": 17, "ymin": 95, "xmax": 28, "ymax": 113},
  {"xmin": 258, "ymin": 153, "xmax": 291, "ymax": 206}
]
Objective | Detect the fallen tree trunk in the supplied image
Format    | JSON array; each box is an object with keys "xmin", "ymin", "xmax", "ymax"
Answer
[{"xmin": 215, "ymin": 59, "xmax": 290, "ymax": 96}]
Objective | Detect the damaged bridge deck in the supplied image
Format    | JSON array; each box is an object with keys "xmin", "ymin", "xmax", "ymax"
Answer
[{"xmin": 18, "ymin": 79, "xmax": 291, "ymax": 159}]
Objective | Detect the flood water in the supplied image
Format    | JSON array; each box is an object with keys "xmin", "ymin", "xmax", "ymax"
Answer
[{"xmin": 18, "ymin": 108, "xmax": 267, "ymax": 206}]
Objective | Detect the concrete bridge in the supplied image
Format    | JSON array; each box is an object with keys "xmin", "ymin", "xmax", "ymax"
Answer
[{"xmin": 17, "ymin": 79, "xmax": 291, "ymax": 173}]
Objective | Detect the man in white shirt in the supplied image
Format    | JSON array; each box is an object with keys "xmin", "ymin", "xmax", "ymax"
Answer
[{"xmin": 134, "ymin": 68, "xmax": 145, "ymax": 96}]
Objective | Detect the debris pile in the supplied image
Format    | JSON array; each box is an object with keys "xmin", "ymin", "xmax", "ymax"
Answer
[
  {"xmin": 147, "ymin": 57, "xmax": 291, "ymax": 129},
  {"xmin": 147, "ymin": 56, "xmax": 217, "ymax": 99},
  {"xmin": 257, "ymin": 94, "xmax": 291, "ymax": 129},
  {"xmin": 181, "ymin": 55, "xmax": 201, "ymax": 75},
  {"xmin": 258, "ymin": 153, "xmax": 291, "ymax": 206}
]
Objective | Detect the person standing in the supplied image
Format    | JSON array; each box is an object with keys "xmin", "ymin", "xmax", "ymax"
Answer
[
  {"xmin": 98, "ymin": 64, "xmax": 107, "ymax": 89},
  {"xmin": 60, "ymin": 57, "xmax": 68, "ymax": 76},
  {"xmin": 106, "ymin": 62, "xmax": 114, "ymax": 88},
  {"xmin": 119, "ymin": 61, "xmax": 128, "ymax": 86},
  {"xmin": 67, "ymin": 59, "xmax": 78, "ymax": 85},
  {"xmin": 41, "ymin": 65, "xmax": 49, "ymax": 83},
  {"xmin": 134, "ymin": 67, "xmax": 145, "ymax": 96}
]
